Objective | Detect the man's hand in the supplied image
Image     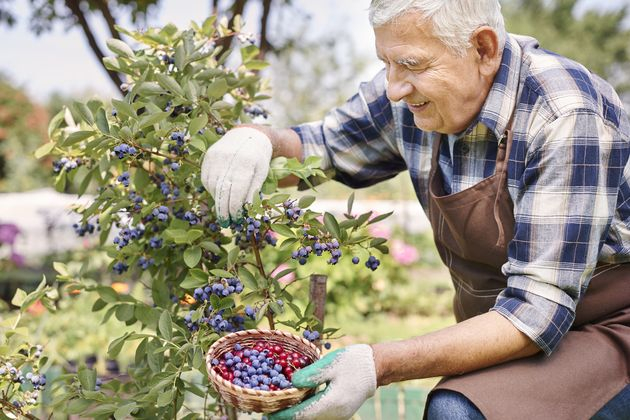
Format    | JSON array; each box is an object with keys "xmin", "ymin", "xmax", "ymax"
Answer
[
  {"xmin": 268, "ymin": 345, "xmax": 377, "ymax": 420},
  {"xmin": 200, "ymin": 127, "xmax": 272, "ymax": 224}
]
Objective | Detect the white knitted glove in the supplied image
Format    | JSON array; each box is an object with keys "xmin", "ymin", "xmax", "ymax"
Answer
[
  {"xmin": 200, "ymin": 127, "xmax": 272, "ymax": 224},
  {"xmin": 268, "ymin": 345, "xmax": 377, "ymax": 420}
]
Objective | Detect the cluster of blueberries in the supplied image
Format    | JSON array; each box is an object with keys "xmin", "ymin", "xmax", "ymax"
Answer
[
  {"xmin": 149, "ymin": 236, "xmax": 163, "ymax": 249},
  {"xmin": 163, "ymin": 158, "xmax": 181, "ymax": 171},
  {"xmin": 283, "ymin": 200, "xmax": 303, "ymax": 222},
  {"xmin": 152, "ymin": 174, "xmax": 180, "ymax": 199},
  {"xmin": 113, "ymin": 225, "xmax": 145, "ymax": 250},
  {"xmin": 243, "ymin": 105, "xmax": 268, "ymax": 119},
  {"xmin": 183, "ymin": 278, "xmax": 247, "ymax": 333},
  {"xmin": 183, "ymin": 211, "xmax": 200, "ymax": 226},
  {"xmin": 184, "ymin": 309, "xmax": 245, "ymax": 334},
  {"xmin": 291, "ymin": 238, "xmax": 343, "ymax": 266},
  {"xmin": 128, "ymin": 191, "xmax": 144, "ymax": 211},
  {"xmin": 117, "ymin": 171, "xmax": 130, "ymax": 187},
  {"xmin": 53, "ymin": 157, "xmax": 82, "ymax": 173},
  {"xmin": 193, "ymin": 278, "xmax": 245, "ymax": 302},
  {"xmin": 151, "ymin": 205, "xmax": 170, "ymax": 222},
  {"xmin": 73, "ymin": 221, "xmax": 96, "ymax": 237},
  {"xmin": 112, "ymin": 261, "xmax": 129, "ymax": 274},
  {"xmin": 365, "ymin": 255, "xmax": 381, "ymax": 271},
  {"xmin": 231, "ymin": 216, "xmax": 277, "ymax": 248},
  {"xmin": 137, "ymin": 256, "xmax": 155, "ymax": 270},
  {"xmin": 211, "ymin": 342, "xmax": 312, "ymax": 391},
  {"xmin": 112, "ymin": 144, "xmax": 138, "ymax": 159}
]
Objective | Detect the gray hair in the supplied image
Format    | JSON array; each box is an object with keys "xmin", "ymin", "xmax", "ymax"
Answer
[{"xmin": 369, "ymin": 0, "xmax": 507, "ymax": 57}]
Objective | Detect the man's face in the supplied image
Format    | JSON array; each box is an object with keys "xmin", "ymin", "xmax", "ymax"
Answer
[{"xmin": 374, "ymin": 12, "xmax": 491, "ymax": 134}]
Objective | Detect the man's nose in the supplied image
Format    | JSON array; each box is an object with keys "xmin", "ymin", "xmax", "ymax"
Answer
[{"xmin": 386, "ymin": 67, "xmax": 413, "ymax": 102}]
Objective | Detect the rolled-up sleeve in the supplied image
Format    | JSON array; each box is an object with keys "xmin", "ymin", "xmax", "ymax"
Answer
[
  {"xmin": 292, "ymin": 69, "xmax": 407, "ymax": 188},
  {"xmin": 492, "ymin": 110, "xmax": 629, "ymax": 354}
]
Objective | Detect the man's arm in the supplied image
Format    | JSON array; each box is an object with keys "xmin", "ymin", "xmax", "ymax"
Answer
[{"xmin": 372, "ymin": 311, "xmax": 540, "ymax": 385}]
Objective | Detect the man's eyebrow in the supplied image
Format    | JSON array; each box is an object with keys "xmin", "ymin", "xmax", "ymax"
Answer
[{"xmin": 395, "ymin": 56, "xmax": 423, "ymax": 67}]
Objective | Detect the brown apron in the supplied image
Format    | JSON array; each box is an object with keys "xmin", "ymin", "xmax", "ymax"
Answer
[{"xmin": 425, "ymin": 127, "xmax": 630, "ymax": 419}]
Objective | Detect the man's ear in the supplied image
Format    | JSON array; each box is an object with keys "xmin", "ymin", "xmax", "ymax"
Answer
[{"xmin": 471, "ymin": 26, "xmax": 501, "ymax": 76}]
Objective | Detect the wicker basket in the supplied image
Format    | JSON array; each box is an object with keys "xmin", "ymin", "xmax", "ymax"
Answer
[{"xmin": 206, "ymin": 329, "xmax": 320, "ymax": 413}]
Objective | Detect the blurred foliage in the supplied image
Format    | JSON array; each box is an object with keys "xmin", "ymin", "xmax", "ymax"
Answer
[
  {"xmin": 503, "ymin": 0, "xmax": 630, "ymax": 99},
  {"xmin": 0, "ymin": 76, "xmax": 51, "ymax": 192}
]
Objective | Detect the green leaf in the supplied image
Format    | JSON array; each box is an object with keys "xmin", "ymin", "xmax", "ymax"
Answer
[
  {"xmin": 134, "ymin": 168, "xmax": 151, "ymax": 191},
  {"xmin": 186, "ymin": 229, "xmax": 203, "ymax": 244},
  {"xmin": 152, "ymin": 278, "xmax": 170, "ymax": 308},
  {"xmin": 34, "ymin": 142, "xmax": 55, "ymax": 159},
  {"xmin": 238, "ymin": 267, "xmax": 258, "ymax": 291},
  {"xmin": 115, "ymin": 304, "xmax": 135, "ymax": 322},
  {"xmin": 298, "ymin": 195, "xmax": 316, "ymax": 209},
  {"xmin": 158, "ymin": 311, "xmax": 173, "ymax": 341},
  {"xmin": 66, "ymin": 398, "xmax": 92, "ymax": 415},
  {"xmin": 96, "ymin": 286, "xmax": 119, "ymax": 303},
  {"xmin": 347, "ymin": 192, "xmax": 355, "ymax": 215},
  {"xmin": 200, "ymin": 241, "xmax": 222, "ymax": 255},
  {"xmin": 370, "ymin": 237, "xmax": 388, "ymax": 247},
  {"xmin": 78, "ymin": 367, "xmax": 97, "ymax": 391},
  {"xmin": 206, "ymin": 79, "xmax": 229, "ymax": 98},
  {"xmin": 95, "ymin": 108, "xmax": 110, "ymax": 134},
  {"xmin": 48, "ymin": 108, "xmax": 65, "ymax": 139},
  {"xmin": 91, "ymin": 298, "xmax": 108, "ymax": 312},
  {"xmin": 368, "ymin": 211, "xmax": 394, "ymax": 225},
  {"xmin": 155, "ymin": 73, "xmax": 185, "ymax": 97},
  {"xmin": 72, "ymin": 101, "xmax": 94, "ymax": 125},
  {"xmin": 227, "ymin": 246, "xmax": 239, "ymax": 268},
  {"xmin": 240, "ymin": 45, "xmax": 259, "ymax": 62},
  {"xmin": 138, "ymin": 111, "xmax": 169, "ymax": 129},
  {"xmin": 156, "ymin": 389, "xmax": 174, "ymax": 407},
  {"xmin": 271, "ymin": 224, "xmax": 296, "ymax": 238},
  {"xmin": 244, "ymin": 60, "xmax": 269, "ymax": 70},
  {"xmin": 210, "ymin": 269, "xmax": 233, "ymax": 278},
  {"xmin": 136, "ymin": 81, "xmax": 166, "ymax": 96},
  {"xmin": 184, "ymin": 246, "xmax": 202, "ymax": 268},
  {"xmin": 180, "ymin": 275, "xmax": 207, "ymax": 289},
  {"xmin": 111, "ymin": 99, "xmax": 136, "ymax": 119},
  {"xmin": 114, "ymin": 403, "xmax": 138, "ymax": 419},
  {"xmin": 324, "ymin": 212, "xmax": 341, "ymax": 239},
  {"xmin": 108, "ymin": 332, "xmax": 131, "ymax": 358},
  {"xmin": 62, "ymin": 130, "xmax": 95, "ymax": 146},
  {"xmin": 11, "ymin": 289, "xmax": 27, "ymax": 307},
  {"xmin": 188, "ymin": 115, "xmax": 208, "ymax": 136},
  {"xmin": 106, "ymin": 38, "xmax": 135, "ymax": 58}
]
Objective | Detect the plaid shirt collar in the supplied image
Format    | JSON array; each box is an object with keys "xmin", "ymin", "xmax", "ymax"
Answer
[{"xmin": 468, "ymin": 34, "xmax": 524, "ymax": 141}]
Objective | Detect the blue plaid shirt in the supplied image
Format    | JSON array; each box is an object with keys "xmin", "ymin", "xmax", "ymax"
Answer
[{"xmin": 294, "ymin": 34, "xmax": 630, "ymax": 355}]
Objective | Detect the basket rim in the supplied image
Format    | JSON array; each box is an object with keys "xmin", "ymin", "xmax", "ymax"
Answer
[{"xmin": 206, "ymin": 329, "xmax": 320, "ymax": 397}]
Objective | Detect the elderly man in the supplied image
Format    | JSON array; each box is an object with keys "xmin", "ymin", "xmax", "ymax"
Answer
[{"xmin": 201, "ymin": 0, "xmax": 630, "ymax": 418}]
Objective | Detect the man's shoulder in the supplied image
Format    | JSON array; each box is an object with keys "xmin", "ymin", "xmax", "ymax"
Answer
[{"xmin": 512, "ymin": 34, "xmax": 625, "ymax": 126}]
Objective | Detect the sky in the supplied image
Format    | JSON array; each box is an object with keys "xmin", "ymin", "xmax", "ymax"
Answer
[{"xmin": 1, "ymin": 0, "xmax": 628, "ymax": 104}]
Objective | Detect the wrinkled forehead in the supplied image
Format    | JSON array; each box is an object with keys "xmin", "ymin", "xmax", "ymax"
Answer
[{"xmin": 373, "ymin": 10, "xmax": 444, "ymax": 57}]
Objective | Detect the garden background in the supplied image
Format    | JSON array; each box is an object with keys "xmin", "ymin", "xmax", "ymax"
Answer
[{"xmin": 1, "ymin": 0, "xmax": 630, "ymax": 418}]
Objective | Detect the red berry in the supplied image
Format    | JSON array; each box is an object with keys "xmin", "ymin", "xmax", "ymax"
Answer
[
  {"xmin": 273, "ymin": 345, "xmax": 283, "ymax": 354},
  {"xmin": 279, "ymin": 360, "xmax": 288, "ymax": 368},
  {"xmin": 270, "ymin": 384, "xmax": 279, "ymax": 391},
  {"xmin": 279, "ymin": 352, "xmax": 288, "ymax": 360},
  {"xmin": 292, "ymin": 352, "xmax": 300, "ymax": 360}
]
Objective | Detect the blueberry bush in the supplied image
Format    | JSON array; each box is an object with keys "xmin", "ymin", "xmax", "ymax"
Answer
[
  {"xmin": 36, "ymin": 17, "xmax": 389, "ymax": 418},
  {"xmin": 0, "ymin": 279, "xmax": 57, "ymax": 418}
]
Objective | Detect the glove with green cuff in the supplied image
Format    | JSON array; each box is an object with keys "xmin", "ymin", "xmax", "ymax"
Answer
[{"xmin": 268, "ymin": 344, "xmax": 377, "ymax": 420}]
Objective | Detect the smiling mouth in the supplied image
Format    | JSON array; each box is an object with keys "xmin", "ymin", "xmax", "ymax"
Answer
[{"xmin": 407, "ymin": 101, "xmax": 429, "ymax": 111}]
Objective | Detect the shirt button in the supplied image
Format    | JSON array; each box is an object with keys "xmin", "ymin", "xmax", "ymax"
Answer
[{"xmin": 459, "ymin": 143, "xmax": 470, "ymax": 155}]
